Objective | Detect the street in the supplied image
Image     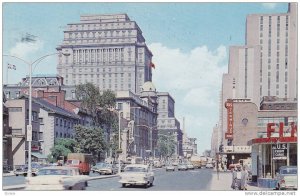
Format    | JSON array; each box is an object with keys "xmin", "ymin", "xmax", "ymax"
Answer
[{"xmin": 3, "ymin": 168, "xmax": 213, "ymax": 191}]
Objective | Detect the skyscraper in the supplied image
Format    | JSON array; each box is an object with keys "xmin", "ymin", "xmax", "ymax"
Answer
[
  {"xmin": 246, "ymin": 3, "xmax": 297, "ymax": 100},
  {"xmin": 56, "ymin": 14, "xmax": 153, "ymax": 94}
]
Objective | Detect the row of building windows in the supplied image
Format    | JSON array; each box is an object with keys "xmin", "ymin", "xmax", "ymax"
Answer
[
  {"xmin": 66, "ymin": 29, "xmax": 135, "ymax": 39},
  {"xmin": 257, "ymin": 116, "xmax": 297, "ymax": 127},
  {"xmin": 55, "ymin": 132, "xmax": 74, "ymax": 139},
  {"xmin": 68, "ymin": 22, "xmax": 135, "ymax": 31},
  {"xmin": 55, "ymin": 117, "xmax": 76, "ymax": 129},
  {"xmin": 64, "ymin": 38, "xmax": 137, "ymax": 45}
]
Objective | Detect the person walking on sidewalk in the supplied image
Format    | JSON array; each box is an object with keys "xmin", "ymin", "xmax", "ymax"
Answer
[
  {"xmin": 241, "ymin": 166, "xmax": 249, "ymax": 190},
  {"xmin": 231, "ymin": 165, "xmax": 242, "ymax": 190}
]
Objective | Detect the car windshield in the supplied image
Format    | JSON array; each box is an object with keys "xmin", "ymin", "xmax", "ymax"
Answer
[
  {"xmin": 124, "ymin": 167, "xmax": 147, "ymax": 172},
  {"xmin": 94, "ymin": 163, "xmax": 106, "ymax": 167},
  {"xmin": 37, "ymin": 169, "xmax": 71, "ymax": 176},
  {"xmin": 281, "ymin": 168, "xmax": 297, "ymax": 175}
]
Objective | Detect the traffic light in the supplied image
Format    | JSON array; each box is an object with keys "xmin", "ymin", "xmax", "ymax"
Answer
[{"xmin": 219, "ymin": 144, "xmax": 224, "ymax": 153}]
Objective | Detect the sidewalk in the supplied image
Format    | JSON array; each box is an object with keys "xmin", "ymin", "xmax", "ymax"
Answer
[
  {"xmin": 208, "ymin": 171, "xmax": 273, "ymax": 191},
  {"xmin": 2, "ymin": 171, "xmax": 15, "ymax": 177}
]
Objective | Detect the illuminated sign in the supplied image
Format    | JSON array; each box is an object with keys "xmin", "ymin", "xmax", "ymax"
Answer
[{"xmin": 225, "ymin": 99, "xmax": 233, "ymax": 139}]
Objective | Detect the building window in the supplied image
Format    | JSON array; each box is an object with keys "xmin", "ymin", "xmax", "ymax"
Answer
[
  {"xmin": 32, "ymin": 111, "xmax": 38, "ymax": 121},
  {"xmin": 285, "ymin": 72, "xmax": 288, "ymax": 82},
  {"xmin": 8, "ymin": 107, "xmax": 22, "ymax": 112},
  {"xmin": 39, "ymin": 118, "xmax": 44, "ymax": 125},
  {"xmin": 60, "ymin": 119, "xmax": 63, "ymax": 127}
]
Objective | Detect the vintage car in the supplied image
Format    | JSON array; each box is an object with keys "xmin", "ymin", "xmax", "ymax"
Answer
[
  {"xmin": 205, "ymin": 163, "xmax": 214, "ymax": 169},
  {"xmin": 96, "ymin": 163, "xmax": 118, "ymax": 175},
  {"xmin": 119, "ymin": 164, "xmax": 154, "ymax": 188},
  {"xmin": 91, "ymin": 162, "xmax": 106, "ymax": 173},
  {"xmin": 165, "ymin": 164, "xmax": 175, "ymax": 171},
  {"xmin": 186, "ymin": 162, "xmax": 195, "ymax": 170},
  {"xmin": 275, "ymin": 166, "xmax": 297, "ymax": 190},
  {"xmin": 14, "ymin": 162, "xmax": 44, "ymax": 176},
  {"xmin": 25, "ymin": 166, "xmax": 89, "ymax": 190},
  {"xmin": 178, "ymin": 163, "xmax": 188, "ymax": 171}
]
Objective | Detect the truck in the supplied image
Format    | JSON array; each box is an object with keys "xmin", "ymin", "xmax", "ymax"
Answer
[
  {"xmin": 200, "ymin": 156, "xmax": 208, "ymax": 168},
  {"xmin": 66, "ymin": 153, "xmax": 92, "ymax": 175},
  {"xmin": 190, "ymin": 155, "xmax": 202, "ymax": 169}
]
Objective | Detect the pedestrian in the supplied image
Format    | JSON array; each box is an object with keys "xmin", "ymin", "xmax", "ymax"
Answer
[
  {"xmin": 231, "ymin": 165, "xmax": 242, "ymax": 190},
  {"xmin": 241, "ymin": 166, "xmax": 249, "ymax": 190}
]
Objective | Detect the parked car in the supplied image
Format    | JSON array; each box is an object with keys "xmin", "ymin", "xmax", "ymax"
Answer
[
  {"xmin": 119, "ymin": 164, "xmax": 154, "ymax": 188},
  {"xmin": 165, "ymin": 164, "xmax": 175, "ymax": 171},
  {"xmin": 97, "ymin": 163, "xmax": 118, "ymax": 175},
  {"xmin": 275, "ymin": 166, "xmax": 297, "ymax": 190},
  {"xmin": 14, "ymin": 162, "xmax": 43, "ymax": 177},
  {"xmin": 206, "ymin": 163, "xmax": 214, "ymax": 169},
  {"xmin": 25, "ymin": 166, "xmax": 89, "ymax": 190},
  {"xmin": 178, "ymin": 163, "xmax": 188, "ymax": 171}
]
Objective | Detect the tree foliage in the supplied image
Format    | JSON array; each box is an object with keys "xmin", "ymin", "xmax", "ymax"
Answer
[
  {"xmin": 157, "ymin": 136, "xmax": 176, "ymax": 158},
  {"xmin": 48, "ymin": 138, "xmax": 76, "ymax": 163},
  {"xmin": 74, "ymin": 125, "xmax": 107, "ymax": 161},
  {"xmin": 75, "ymin": 83, "xmax": 116, "ymax": 126}
]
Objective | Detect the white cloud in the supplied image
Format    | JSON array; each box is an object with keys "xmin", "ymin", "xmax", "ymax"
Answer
[
  {"xmin": 149, "ymin": 43, "xmax": 227, "ymax": 152},
  {"xmin": 183, "ymin": 87, "xmax": 216, "ymax": 108},
  {"xmin": 262, "ymin": 3, "xmax": 277, "ymax": 9},
  {"xmin": 9, "ymin": 39, "xmax": 44, "ymax": 60}
]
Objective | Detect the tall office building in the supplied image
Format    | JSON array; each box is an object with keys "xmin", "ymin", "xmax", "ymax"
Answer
[
  {"xmin": 246, "ymin": 3, "xmax": 297, "ymax": 100},
  {"xmin": 56, "ymin": 14, "xmax": 153, "ymax": 94},
  {"xmin": 220, "ymin": 3, "xmax": 297, "ymax": 146}
]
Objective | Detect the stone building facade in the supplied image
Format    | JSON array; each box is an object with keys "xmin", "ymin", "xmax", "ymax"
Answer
[{"xmin": 56, "ymin": 14, "xmax": 153, "ymax": 94}]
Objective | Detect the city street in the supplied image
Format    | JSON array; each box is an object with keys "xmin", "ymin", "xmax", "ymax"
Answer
[{"xmin": 3, "ymin": 168, "xmax": 213, "ymax": 191}]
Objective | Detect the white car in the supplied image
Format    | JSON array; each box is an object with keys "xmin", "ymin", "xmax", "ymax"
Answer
[
  {"xmin": 187, "ymin": 163, "xmax": 195, "ymax": 170},
  {"xmin": 25, "ymin": 166, "xmax": 89, "ymax": 190},
  {"xmin": 206, "ymin": 163, "xmax": 214, "ymax": 169},
  {"xmin": 275, "ymin": 166, "xmax": 297, "ymax": 190},
  {"xmin": 178, "ymin": 163, "xmax": 188, "ymax": 171},
  {"xmin": 119, "ymin": 164, "xmax": 154, "ymax": 188},
  {"xmin": 165, "ymin": 164, "xmax": 175, "ymax": 171}
]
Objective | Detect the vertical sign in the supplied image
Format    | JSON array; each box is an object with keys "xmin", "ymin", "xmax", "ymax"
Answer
[
  {"xmin": 225, "ymin": 99, "xmax": 233, "ymax": 139},
  {"xmin": 27, "ymin": 125, "xmax": 32, "ymax": 141}
]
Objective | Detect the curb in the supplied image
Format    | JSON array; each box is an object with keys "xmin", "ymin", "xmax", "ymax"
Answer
[{"xmin": 3, "ymin": 184, "xmax": 26, "ymax": 190}]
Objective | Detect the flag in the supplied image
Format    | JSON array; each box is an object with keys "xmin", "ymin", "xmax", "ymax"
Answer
[
  {"xmin": 149, "ymin": 62, "xmax": 155, "ymax": 69},
  {"xmin": 8, "ymin": 63, "xmax": 16, "ymax": 70}
]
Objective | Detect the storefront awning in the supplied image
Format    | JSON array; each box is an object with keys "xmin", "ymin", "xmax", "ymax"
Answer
[{"xmin": 31, "ymin": 152, "xmax": 47, "ymax": 159}]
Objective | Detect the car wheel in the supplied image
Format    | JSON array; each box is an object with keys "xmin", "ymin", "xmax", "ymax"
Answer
[
  {"xmin": 69, "ymin": 187, "xmax": 73, "ymax": 190},
  {"xmin": 16, "ymin": 174, "xmax": 19, "ymax": 176},
  {"xmin": 85, "ymin": 181, "xmax": 88, "ymax": 187},
  {"xmin": 122, "ymin": 183, "xmax": 126, "ymax": 188},
  {"xmin": 143, "ymin": 182, "xmax": 149, "ymax": 188}
]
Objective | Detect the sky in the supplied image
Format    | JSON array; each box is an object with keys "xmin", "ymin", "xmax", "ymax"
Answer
[{"xmin": 2, "ymin": 1, "xmax": 289, "ymax": 154}]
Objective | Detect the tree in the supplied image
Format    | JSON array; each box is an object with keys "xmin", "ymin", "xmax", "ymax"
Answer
[
  {"xmin": 157, "ymin": 135, "xmax": 176, "ymax": 158},
  {"xmin": 48, "ymin": 138, "xmax": 76, "ymax": 163},
  {"xmin": 75, "ymin": 83, "xmax": 116, "ymax": 126},
  {"xmin": 74, "ymin": 125, "xmax": 107, "ymax": 161}
]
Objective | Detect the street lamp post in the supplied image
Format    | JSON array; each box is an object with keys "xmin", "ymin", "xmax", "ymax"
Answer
[
  {"xmin": 117, "ymin": 106, "xmax": 140, "ymax": 174},
  {"xmin": 4, "ymin": 52, "xmax": 69, "ymax": 177},
  {"xmin": 118, "ymin": 110, "xmax": 122, "ymax": 174}
]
